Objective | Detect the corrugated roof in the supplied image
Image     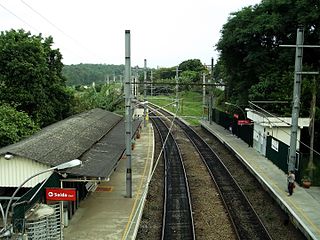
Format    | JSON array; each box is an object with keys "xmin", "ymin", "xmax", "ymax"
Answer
[{"xmin": 0, "ymin": 108, "xmax": 142, "ymax": 179}]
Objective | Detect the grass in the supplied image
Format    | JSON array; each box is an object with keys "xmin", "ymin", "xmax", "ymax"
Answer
[{"xmin": 148, "ymin": 91, "xmax": 205, "ymax": 125}]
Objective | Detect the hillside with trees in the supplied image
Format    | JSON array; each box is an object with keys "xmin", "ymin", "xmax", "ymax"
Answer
[{"xmin": 62, "ymin": 64, "xmax": 125, "ymax": 86}]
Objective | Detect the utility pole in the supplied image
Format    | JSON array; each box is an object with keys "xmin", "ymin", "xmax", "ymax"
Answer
[
  {"xmin": 288, "ymin": 27, "xmax": 304, "ymax": 172},
  {"xmin": 210, "ymin": 57, "xmax": 214, "ymax": 83},
  {"xmin": 106, "ymin": 75, "xmax": 110, "ymax": 95},
  {"xmin": 175, "ymin": 66, "xmax": 179, "ymax": 109},
  {"xmin": 309, "ymin": 76, "xmax": 316, "ymax": 178},
  {"xmin": 208, "ymin": 58, "xmax": 214, "ymax": 122},
  {"xmin": 124, "ymin": 30, "xmax": 132, "ymax": 198},
  {"xmin": 202, "ymin": 73, "xmax": 206, "ymax": 119},
  {"xmin": 280, "ymin": 27, "xmax": 320, "ymax": 172},
  {"xmin": 209, "ymin": 95, "xmax": 213, "ymax": 124},
  {"xmin": 150, "ymin": 69, "xmax": 153, "ymax": 97},
  {"xmin": 131, "ymin": 74, "xmax": 134, "ymax": 97},
  {"xmin": 144, "ymin": 59, "xmax": 147, "ymax": 127},
  {"xmin": 135, "ymin": 66, "xmax": 138, "ymax": 98}
]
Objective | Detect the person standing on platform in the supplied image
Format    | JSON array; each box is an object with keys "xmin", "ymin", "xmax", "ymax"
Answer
[{"xmin": 287, "ymin": 171, "xmax": 295, "ymax": 196}]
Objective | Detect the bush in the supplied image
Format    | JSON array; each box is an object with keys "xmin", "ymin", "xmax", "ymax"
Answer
[{"xmin": 0, "ymin": 104, "xmax": 40, "ymax": 147}]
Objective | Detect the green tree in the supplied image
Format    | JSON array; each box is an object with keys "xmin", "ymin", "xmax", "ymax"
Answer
[
  {"xmin": 152, "ymin": 67, "xmax": 176, "ymax": 81},
  {"xmin": 179, "ymin": 59, "xmax": 206, "ymax": 73},
  {"xmin": 0, "ymin": 29, "xmax": 72, "ymax": 126},
  {"xmin": 63, "ymin": 64, "xmax": 125, "ymax": 86},
  {"xmin": 216, "ymin": 0, "xmax": 320, "ymax": 106},
  {"xmin": 0, "ymin": 104, "xmax": 40, "ymax": 147},
  {"xmin": 71, "ymin": 83, "xmax": 123, "ymax": 114},
  {"xmin": 179, "ymin": 59, "xmax": 207, "ymax": 83}
]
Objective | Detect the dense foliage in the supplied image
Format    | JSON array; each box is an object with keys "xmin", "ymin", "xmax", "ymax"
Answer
[
  {"xmin": 151, "ymin": 59, "xmax": 208, "ymax": 93},
  {"xmin": 216, "ymin": 0, "xmax": 320, "ymax": 115},
  {"xmin": 70, "ymin": 83, "xmax": 124, "ymax": 114},
  {"xmin": 63, "ymin": 64, "xmax": 125, "ymax": 86},
  {"xmin": 0, "ymin": 104, "xmax": 40, "ymax": 147},
  {"xmin": 215, "ymin": 0, "xmax": 320, "ymax": 153},
  {"xmin": 0, "ymin": 29, "xmax": 72, "ymax": 127}
]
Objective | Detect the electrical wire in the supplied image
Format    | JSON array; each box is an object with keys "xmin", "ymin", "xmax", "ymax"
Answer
[
  {"xmin": 0, "ymin": 2, "xmax": 40, "ymax": 32},
  {"xmin": 20, "ymin": 0, "xmax": 102, "ymax": 62}
]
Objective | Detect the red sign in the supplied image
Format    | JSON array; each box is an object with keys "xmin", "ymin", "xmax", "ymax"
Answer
[
  {"xmin": 233, "ymin": 114, "xmax": 239, "ymax": 119},
  {"xmin": 46, "ymin": 188, "xmax": 76, "ymax": 201},
  {"xmin": 237, "ymin": 119, "xmax": 251, "ymax": 125}
]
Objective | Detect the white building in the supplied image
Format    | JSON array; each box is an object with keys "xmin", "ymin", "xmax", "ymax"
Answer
[{"xmin": 246, "ymin": 109, "xmax": 310, "ymax": 156}]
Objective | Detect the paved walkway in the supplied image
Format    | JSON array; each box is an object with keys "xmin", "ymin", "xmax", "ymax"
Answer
[
  {"xmin": 63, "ymin": 123, "xmax": 154, "ymax": 240},
  {"xmin": 201, "ymin": 120, "xmax": 320, "ymax": 240}
]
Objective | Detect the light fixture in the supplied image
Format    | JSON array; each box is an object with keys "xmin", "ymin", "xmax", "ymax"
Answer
[
  {"xmin": 4, "ymin": 154, "xmax": 13, "ymax": 160},
  {"xmin": 56, "ymin": 159, "xmax": 82, "ymax": 170}
]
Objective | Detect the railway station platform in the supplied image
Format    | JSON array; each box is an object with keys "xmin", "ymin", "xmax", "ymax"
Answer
[
  {"xmin": 63, "ymin": 123, "xmax": 154, "ymax": 240},
  {"xmin": 201, "ymin": 120, "xmax": 320, "ymax": 240}
]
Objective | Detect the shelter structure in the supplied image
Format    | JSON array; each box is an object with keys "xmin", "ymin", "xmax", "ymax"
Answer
[
  {"xmin": 246, "ymin": 109, "xmax": 310, "ymax": 157},
  {"xmin": 0, "ymin": 108, "xmax": 141, "ymax": 238}
]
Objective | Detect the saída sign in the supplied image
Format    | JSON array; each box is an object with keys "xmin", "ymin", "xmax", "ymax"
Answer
[{"xmin": 46, "ymin": 188, "xmax": 76, "ymax": 201}]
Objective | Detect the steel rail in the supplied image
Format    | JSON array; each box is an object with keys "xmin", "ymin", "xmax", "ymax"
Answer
[
  {"xmin": 150, "ymin": 112, "xmax": 195, "ymax": 240},
  {"xmin": 151, "ymin": 104, "xmax": 272, "ymax": 240}
]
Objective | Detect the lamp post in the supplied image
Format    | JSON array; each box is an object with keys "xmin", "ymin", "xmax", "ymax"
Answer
[
  {"xmin": 225, "ymin": 102, "xmax": 247, "ymax": 119},
  {"xmin": 0, "ymin": 159, "xmax": 82, "ymax": 238}
]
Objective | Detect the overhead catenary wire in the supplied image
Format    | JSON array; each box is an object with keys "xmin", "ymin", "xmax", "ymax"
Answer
[
  {"xmin": 20, "ymin": 0, "xmax": 102, "ymax": 62},
  {"xmin": 1, "ymin": 0, "xmax": 105, "ymax": 63},
  {"xmin": 0, "ymin": 2, "xmax": 40, "ymax": 32}
]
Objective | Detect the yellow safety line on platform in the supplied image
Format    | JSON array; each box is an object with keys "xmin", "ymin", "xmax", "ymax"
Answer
[
  {"xmin": 286, "ymin": 191, "xmax": 320, "ymax": 235},
  {"xmin": 206, "ymin": 122, "xmax": 320, "ymax": 236},
  {"xmin": 121, "ymin": 125, "xmax": 152, "ymax": 240},
  {"xmin": 249, "ymin": 156, "xmax": 320, "ymax": 236}
]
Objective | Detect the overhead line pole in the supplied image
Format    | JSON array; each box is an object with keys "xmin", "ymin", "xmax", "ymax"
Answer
[
  {"xmin": 202, "ymin": 73, "xmax": 206, "ymax": 119},
  {"xmin": 150, "ymin": 70, "xmax": 153, "ymax": 97},
  {"xmin": 280, "ymin": 27, "xmax": 320, "ymax": 172},
  {"xmin": 124, "ymin": 30, "xmax": 132, "ymax": 198},
  {"xmin": 288, "ymin": 27, "xmax": 304, "ymax": 172},
  {"xmin": 144, "ymin": 59, "xmax": 147, "ymax": 127},
  {"xmin": 175, "ymin": 66, "xmax": 179, "ymax": 103},
  {"xmin": 135, "ymin": 66, "xmax": 138, "ymax": 98}
]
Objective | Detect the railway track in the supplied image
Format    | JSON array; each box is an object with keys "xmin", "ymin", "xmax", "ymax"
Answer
[
  {"xmin": 150, "ymin": 104, "xmax": 272, "ymax": 240},
  {"xmin": 150, "ymin": 113, "xmax": 195, "ymax": 240}
]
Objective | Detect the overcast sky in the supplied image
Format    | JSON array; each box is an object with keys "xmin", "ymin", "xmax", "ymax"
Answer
[{"xmin": 1, "ymin": 0, "xmax": 261, "ymax": 68}]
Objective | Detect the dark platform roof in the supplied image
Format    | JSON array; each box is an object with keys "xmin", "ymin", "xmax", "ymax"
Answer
[
  {"xmin": 0, "ymin": 109, "xmax": 121, "ymax": 168},
  {"xmin": 69, "ymin": 119, "xmax": 141, "ymax": 178},
  {"xmin": 0, "ymin": 108, "xmax": 142, "ymax": 178}
]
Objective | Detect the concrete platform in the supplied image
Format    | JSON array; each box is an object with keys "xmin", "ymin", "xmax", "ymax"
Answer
[
  {"xmin": 63, "ymin": 123, "xmax": 154, "ymax": 240},
  {"xmin": 201, "ymin": 120, "xmax": 320, "ymax": 240}
]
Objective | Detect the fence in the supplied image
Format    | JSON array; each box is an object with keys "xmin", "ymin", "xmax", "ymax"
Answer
[{"xmin": 210, "ymin": 108, "xmax": 319, "ymax": 186}]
